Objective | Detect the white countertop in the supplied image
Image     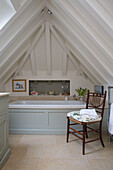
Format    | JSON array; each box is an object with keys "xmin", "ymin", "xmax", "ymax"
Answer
[{"xmin": 0, "ymin": 93, "xmax": 10, "ymax": 97}]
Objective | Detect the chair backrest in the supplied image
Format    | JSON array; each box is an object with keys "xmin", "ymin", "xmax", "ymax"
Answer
[{"xmin": 86, "ymin": 90, "xmax": 107, "ymax": 119}]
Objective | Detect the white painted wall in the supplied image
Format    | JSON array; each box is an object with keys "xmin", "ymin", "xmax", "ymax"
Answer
[
  {"xmin": 5, "ymin": 29, "xmax": 94, "ymax": 96},
  {"xmin": 0, "ymin": 83, "xmax": 5, "ymax": 92},
  {"xmin": 5, "ymin": 71, "xmax": 93, "ymax": 96}
]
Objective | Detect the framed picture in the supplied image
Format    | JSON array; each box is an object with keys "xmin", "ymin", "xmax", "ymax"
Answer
[{"xmin": 12, "ymin": 79, "xmax": 26, "ymax": 92}]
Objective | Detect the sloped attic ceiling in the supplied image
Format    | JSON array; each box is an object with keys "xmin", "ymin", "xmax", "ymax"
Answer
[
  {"xmin": 0, "ymin": 0, "xmax": 27, "ymax": 30},
  {"xmin": 0, "ymin": 0, "xmax": 113, "ymax": 85},
  {"xmin": 0, "ymin": 0, "xmax": 16, "ymax": 30}
]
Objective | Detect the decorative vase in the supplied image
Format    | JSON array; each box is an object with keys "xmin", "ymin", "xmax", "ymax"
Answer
[
  {"xmin": 79, "ymin": 96, "xmax": 84, "ymax": 101},
  {"xmin": 65, "ymin": 96, "xmax": 68, "ymax": 101}
]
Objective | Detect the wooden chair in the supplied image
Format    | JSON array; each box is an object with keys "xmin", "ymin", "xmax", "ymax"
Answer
[{"xmin": 67, "ymin": 90, "xmax": 106, "ymax": 155}]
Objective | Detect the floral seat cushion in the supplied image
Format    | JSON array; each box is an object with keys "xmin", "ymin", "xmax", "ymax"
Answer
[{"xmin": 67, "ymin": 111, "xmax": 101, "ymax": 123}]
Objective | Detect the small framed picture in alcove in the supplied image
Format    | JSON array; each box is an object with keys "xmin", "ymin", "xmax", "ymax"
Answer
[{"xmin": 12, "ymin": 79, "xmax": 26, "ymax": 92}]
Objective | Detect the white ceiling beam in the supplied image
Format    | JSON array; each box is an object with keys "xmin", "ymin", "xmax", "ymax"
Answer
[
  {"xmin": 0, "ymin": 44, "xmax": 29, "ymax": 80},
  {"xmin": 0, "ymin": 19, "xmax": 42, "ymax": 78},
  {"xmin": 3, "ymin": 66, "xmax": 17, "ymax": 84},
  {"xmin": 79, "ymin": 0, "xmax": 113, "ymax": 39},
  {"xmin": 0, "ymin": 17, "xmax": 43, "ymax": 67},
  {"xmin": 68, "ymin": 0, "xmax": 113, "ymax": 53},
  {"xmin": 48, "ymin": 2, "xmax": 112, "ymax": 82},
  {"xmin": 80, "ymin": 65, "xmax": 99, "ymax": 85},
  {"xmin": 0, "ymin": 0, "xmax": 46, "ymax": 52},
  {"xmin": 10, "ymin": 0, "xmax": 21, "ymax": 11},
  {"xmin": 50, "ymin": 17, "xmax": 109, "ymax": 84},
  {"xmin": 67, "ymin": 50, "xmax": 82, "ymax": 76},
  {"xmin": 45, "ymin": 21, "xmax": 51, "ymax": 75},
  {"xmin": 30, "ymin": 49, "xmax": 37, "ymax": 76},
  {"xmin": 50, "ymin": 19, "xmax": 104, "ymax": 84},
  {"xmin": 86, "ymin": 0, "xmax": 113, "ymax": 32},
  {"xmin": 0, "ymin": 12, "xmax": 43, "ymax": 82},
  {"xmin": 14, "ymin": 24, "xmax": 44, "ymax": 77},
  {"xmin": 67, "ymin": 43, "xmax": 103, "ymax": 85},
  {"xmin": 55, "ymin": 0, "xmax": 113, "ymax": 67},
  {"xmin": 50, "ymin": 25, "xmax": 85, "ymax": 77},
  {"xmin": 62, "ymin": 50, "xmax": 67, "ymax": 76},
  {"xmin": 68, "ymin": 50, "xmax": 87, "ymax": 79}
]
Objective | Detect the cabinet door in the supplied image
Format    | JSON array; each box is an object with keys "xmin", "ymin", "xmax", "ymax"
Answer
[
  {"xmin": 0, "ymin": 114, "xmax": 8, "ymax": 161},
  {"xmin": 49, "ymin": 111, "xmax": 67, "ymax": 129}
]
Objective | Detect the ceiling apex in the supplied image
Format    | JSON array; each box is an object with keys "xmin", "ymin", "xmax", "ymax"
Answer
[{"xmin": 41, "ymin": 7, "xmax": 52, "ymax": 16}]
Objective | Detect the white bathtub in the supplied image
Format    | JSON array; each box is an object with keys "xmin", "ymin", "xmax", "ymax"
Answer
[
  {"xmin": 9, "ymin": 100, "xmax": 86, "ymax": 109},
  {"xmin": 9, "ymin": 100, "xmax": 86, "ymax": 134}
]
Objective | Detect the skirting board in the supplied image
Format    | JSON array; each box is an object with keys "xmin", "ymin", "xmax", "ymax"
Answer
[
  {"xmin": 9, "ymin": 129, "xmax": 67, "ymax": 135},
  {"xmin": 9, "ymin": 128, "xmax": 107, "ymax": 135}
]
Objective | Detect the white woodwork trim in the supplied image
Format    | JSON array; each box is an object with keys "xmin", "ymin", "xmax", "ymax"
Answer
[
  {"xmin": 86, "ymin": 0, "xmax": 113, "ymax": 31},
  {"xmin": 79, "ymin": 0, "xmax": 113, "ymax": 39},
  {"xmin": 0, "ymin": 0, "xmax": 46, "ymax": 51},
  {"xmin": 49, "ymin": 0, "xmax": 113, "ymax": 60},
  {"xmin": 64, "ymin": 0, "xmax": 113, "ymax": 76},
  {"xmin": 0, "ymin": 17, "xmax": 43, "ymax": 66},
  {"xmin": 3, "ymin": 66, "xmax": 17, "ymax": 84},
  {"xmin": 67, "ymin": 43, "xmax": 103, "ymax": 84},
  {"xmin": 14, "ymin": 24, "xmax": 44, "ymax": 77},
  {"xmin": 0, "ymin": 0, "xmax": 31, "ymax": 36},
  {"xmin": 67, "ymin": 50, "xmax": 81, "ymax": 76},
  {"xmin": 0, "ymin": 18, "xmax": 42, "ymax": 81},
  {"xmin": 0, "ymin": 44, "xmax": 29, "ymax": 80},
  {"xmin": 50, "ymin": 25, "xmax": 85, "ymax": 77},
  {"xmin": 0, "ymin": 18, "xmax": 42, "ymax": 75},
  {"xmin": 68, "ymin": 50, "xmax": 87, "ymax": 79},
  {"xmin": 68, "ymin": 0, "xmax": 113, "ymax": 55},
  {"xmin": 10, "ymin": 0, "xmax": 21, "ymax": 11},
  {"xmin": 30, "ymin": 50, "xmax": 37, "ymax": 76},
  {"xmin": 62, "ymin": 50, "xmax": 67, "ymax": 76},
  {"xmin": 50, "ymin": 18, "xmax": 109, "ymax": 83},
  {"xmin": 80, "ymin": 65, "xmax": 99, "ymax": 85},
  {"xmin": 45, "ymin": 21, "xmax": 51, "ymax": 75},
  {"xmin": 51, "ymin": 18, "xmax": 103, "ymax": 83},
  {"xmin": 0, "ymin": 19, "xmax": 42, "ymax": 81},
  {"xmin": 48, "ymin": 2, "xmax": 111, "ymax": 82}
]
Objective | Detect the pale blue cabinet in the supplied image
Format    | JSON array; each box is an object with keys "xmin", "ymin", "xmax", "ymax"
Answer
[
  {"xmin": 9, "ymin": 109, "xmax": 79, "ymax": 134},
  {"xmin": 0, "ymin": 94, "xmax": 11, "ymax": 169},
  {"xmin": 0, "ymin": 115, "xmax": 8, "ymax": 160}
]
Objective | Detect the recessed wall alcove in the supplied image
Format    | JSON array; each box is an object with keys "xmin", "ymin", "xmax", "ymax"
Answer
[{"xmin": 29, "ymin": 80, "xmax": 70, "ymax": 95}]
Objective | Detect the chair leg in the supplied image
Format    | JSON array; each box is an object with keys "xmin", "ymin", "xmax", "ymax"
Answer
[
  {"xmin": 99, "ymin": 122, "xmax": 105, "ymax": 147},
  {"xmin": 85, "ymin": 124, "xmax": 88, "ymax": 139},
  {"xmin": 83, "ymin": 123, "xmax": 86, "ymax": 155},
  {"xmin": 67, "ymin": 117, "xmax": 70, "ymax": 143}
]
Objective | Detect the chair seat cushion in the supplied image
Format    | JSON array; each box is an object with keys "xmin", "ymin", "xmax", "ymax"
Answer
[{"xmin": 67, "ymin": 111, "xmax": 101, "ymax": 123}]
